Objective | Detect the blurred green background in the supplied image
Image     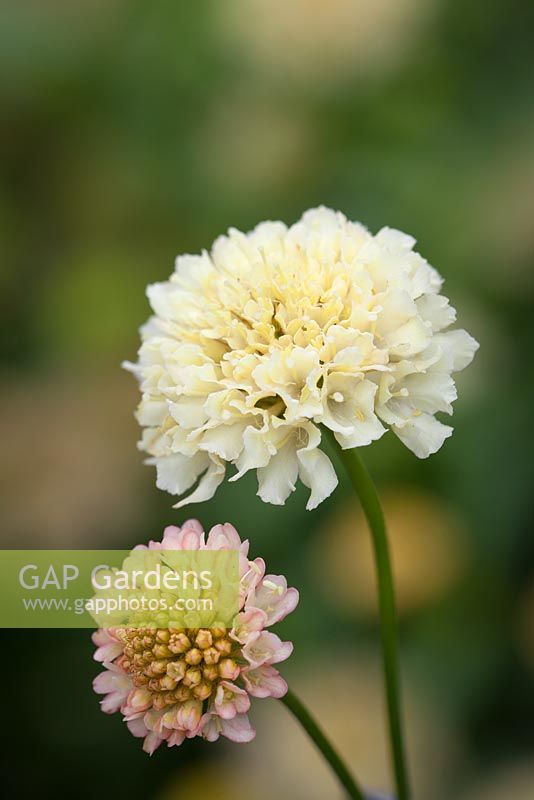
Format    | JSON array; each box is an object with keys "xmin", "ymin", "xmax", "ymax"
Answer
[{"xmin": 1, "ymin": 1, "xmax": 533, "ymax": 798}]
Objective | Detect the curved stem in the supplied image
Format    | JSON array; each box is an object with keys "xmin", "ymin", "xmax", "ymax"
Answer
[
  {"xmin": 333, "ymin": 441, "xmax": 410, "ymax": 800},
  {"xmin": 281, "ymin": 688, "xmax": 365, "ymax": 800}
]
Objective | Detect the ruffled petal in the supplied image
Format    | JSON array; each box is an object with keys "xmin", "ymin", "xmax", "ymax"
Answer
[
  {"xmin": 434, "ymin": 329, "xmax": 479, "ymax": 372},
  {"xmin": 297, "ymin": 446, "xmax": 338, "ymax": 511},
  {"xmin": 153, "ymin": 451, "xmax": 209, "ymax": 496},
  {"xmin": 256, "ymin": 442, "xmax": 299, "ymax": 506},
  {"xmin": 393, "ymin": 413, "xmax": 453, "ymax": 458},
  {"xmin": 172, "ymin": 457, "xmax": 226, "ymax": 509}
]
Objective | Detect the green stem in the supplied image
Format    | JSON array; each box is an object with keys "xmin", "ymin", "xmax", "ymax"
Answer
[
  {"xmin": 281, "ymin": 688, "xmax": 365, "ymax": 800},
  {"xmin": 333, "ymin": 441, "xmax": 410, "ymax": 800}
]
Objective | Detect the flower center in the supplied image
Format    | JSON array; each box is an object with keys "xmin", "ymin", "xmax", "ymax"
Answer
[{"xmin": 116, "ymin": 627, "xmax": 240, "ymax": 710}]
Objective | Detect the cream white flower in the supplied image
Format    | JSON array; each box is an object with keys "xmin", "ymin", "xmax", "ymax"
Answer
[{"xmin": 125, "ymin": 208, "xmax": 478, "ymax": 510}]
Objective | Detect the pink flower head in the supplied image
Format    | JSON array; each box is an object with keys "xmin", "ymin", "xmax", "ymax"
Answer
[{"xmin": 92, "ymin": 520, "xmax": 298, "ymax": 754}]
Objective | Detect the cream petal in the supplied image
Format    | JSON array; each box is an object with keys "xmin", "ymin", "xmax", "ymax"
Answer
[
  {"xmin": 409, "ymin": 257, "xmax": 443, "ymax": 297},
  {"xmin": 402, "ymin": 371, "xmax": 457, "ymax": 415},
  {"xmin": 434, "ymin": 329, "xmax": 480, "ymax": 372},
  {"xmin": 297, "ymin": 446, "xmax": 338, "ymax": 511},
  {"xmin": 375, "ymin": 226, "xmax": 416, "ymax": 252},
  {"xmin": 146, "ymin": 282, "xmax": 182, "ymax": 318},
  {"xmin": 374, "ymin": 288, "xmax": 417, "ymax": 336},
  {"xmin": 173, "ymin": 252, "xmax": 215, "ymax": 286},
  {"xmin": 319, "ymin": 374, "xmax": 365, "ymax": 433},
  {"xmin": 172, "ymin": 457, "xmax": 226, "ymax": 508},
  {"xmin": 325, "ymin": 379, "xmax": 386, "ymax": 448},
  {"xmin": 393, "ymin": 413, "xmax": 453, "ymax": 458},
  {"xmin": 153, "ymin": 451, "xmax": 209, "ymax": 496},
  {"xmin": 416, "ymin": 294, "xmax": 456, "ymax": 332},
  {"xmin": 230, "ymin": 424, "xmax": 275, "ymax": 481},
  {"xmin": 198, "ymin": 421, "xmax": 247, "ymax": 461},
  {"xmin": 168, "ymin": 396, "xmax": 208, "ymax": 428},
  {"xmin": 385, "ymin": 316, "xmax": 432, "ymax": 358},
  {"xmin": 334, "ymin": 412, "xmax": 386, "ymax": 449},
  {"xmin": 256, "ymin": 441, "xmax": 299, "ymax": 506},
  {"xmin": 136, "ymin": 400, "xmax": 168, "ymax": 427}
]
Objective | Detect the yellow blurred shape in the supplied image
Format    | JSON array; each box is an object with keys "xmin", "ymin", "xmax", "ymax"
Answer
[
  {"xmin": 157, "ymin": 764, "xmax": 237, "ymax": 800},
  {"xmin": 516, "ymin": 579, "xmax": 534, "ymax": 673},
  {"xmin": 313, "ymin": 486, "xmax": 468, "ymax": 616},
  {"xmin": 217, "ymin": 0, "xmax": 435, "ymax": 85}
]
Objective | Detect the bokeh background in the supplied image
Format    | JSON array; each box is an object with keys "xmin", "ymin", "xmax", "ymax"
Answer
[{"xmin": 1, "ymin": 1, "xmax": 533, "ymax": 798}]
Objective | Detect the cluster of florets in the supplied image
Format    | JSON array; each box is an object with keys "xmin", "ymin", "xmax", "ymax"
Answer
[{"xmin": 93, "ymin": 520, "xmax": 298, "ymax": 753}]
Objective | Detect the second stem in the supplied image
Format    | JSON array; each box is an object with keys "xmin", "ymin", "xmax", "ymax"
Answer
[{"xmin": 334, "ymin": 442, "xmax": 410, "ymax": 800}]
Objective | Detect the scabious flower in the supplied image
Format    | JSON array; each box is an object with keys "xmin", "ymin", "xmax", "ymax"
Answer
[
  {"xmin": 92, "ymin": 520, "xmax": 298, "ymax": 754},
  {"xmin": 125, "ymin": 207, "xmax": 478, "ymax": 510}
]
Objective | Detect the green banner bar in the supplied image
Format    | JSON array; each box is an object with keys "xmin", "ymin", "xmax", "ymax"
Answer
[{"xmin": 0, "ymin": 550, "xmax": 240, "ymax": 629}]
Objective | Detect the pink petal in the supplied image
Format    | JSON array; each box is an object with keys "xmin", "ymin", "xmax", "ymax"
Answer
[
  {"xmin": 100, "ymin": 691, "xmax": 126, "ymax": 714},
  {"xmin": 93, "ymin": 666, "xmax": 131, "ymax": 713},
  {"xmin": 200, "ymin": 713, "xmax": 221, "ymax": 742},
  {"xmin": 214, "ymin": 681, "xmax": 251, "ymax": 720},
  {"xmin": 242, "ymin": 631, "xmax": 293, "ymax": 668},
  {"xmin": 144, "ymin": 708, "xmax": 167, "ymax": 734},
  {"xmin": 124, "ymin": 687, "xmax": 152, "ymax": 715},
  {"xmin": 179, "ymin": 527, "xmax": 205, "ymax": 549},
  {"xmin": 242, "ymin": 665, "xmax": 288, "ymax": 699},
  {"xmin": 206, "ymin": 522, "xmax": 244, "ymax": 551},
  {"xmin": 250, "ymin": 576, "xmax": 299, "ymax": 625},
  {"xmin": 127, "ymin": 717, "xmax": 148, "ymax": 738},
  {"xmin": 220, "ymin": 714, "xmax": 256, "ymax": 743},
  {"xmin": 93, "ymin": 670, "xmax": 119, "ymax": 695},
  {"xmin": 230, "ymin": 607, "xmax": 268, "ymax": 644},
  {"xmin": 181, "ymin": 519, "xmax": 204, "ymax": 534},
  {"xmin": 240, "ymin": 557, "xmax": 266, "ymax": 605},
  {"xmin": 92, "ymin": 629, "xmax": 123, "ymax": 663},
  {"xmin": 167, "ymin": 730, "xmax": 186, "ymax": 747},
  {"xmin": 160, "ymin": 525, "xmax": 182, "ymax": 548},
  {"xmin": 176, "ymin": 700, "xmax": 202, "ymax": 732},
  {"xmin": 268, "ymin": 639, "xmax": 293, "ymax": 664},
  {"xmin": 143, "ymin": 732, "xmax": 164, "ymax": 755}
]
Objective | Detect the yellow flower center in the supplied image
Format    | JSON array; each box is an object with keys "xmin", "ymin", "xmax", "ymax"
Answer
[{"xmin": 117, "ymin": 627, "xmax": 240, "ymax": 710}]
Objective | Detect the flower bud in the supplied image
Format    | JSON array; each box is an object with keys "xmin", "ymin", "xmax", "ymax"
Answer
[
  {"xmin": 202, "ymin": 664, "xmax": 219, "ymax": 682},
  {"xmin": 214, "ymin": 637, "xmax": 232, "ymax": 655},
  {"xmin": 203, "ymin": 647, "xmax": 221, "ymax": 665},
  {"xmin": 184, "ymin": 648, "xmax": 202, "ymax": 666},
  {"xmin": 159, "ymin": 675, "xmax": 177, "ymax": 692},
  {"xmin": 176, "ymin": 700, "xmax": 202, "ymax": 731},
  {"xmin": 174, "ymin": 685, "xmax": 191, "ymax": 702},
  {"xmin": 193, "ymin": 681, "xmax": 213, "ymax": 701},
  {"xmin": 152, "ymin": 694, "xmax": 168, "ymax": 711},
  {"xmin": 150, "ymin": 659, "xmax": 168, "ymax": 675},
  {"xmin": 166, "ymin": 660, "xmax": 186, "ymax": 681},
  {"xmin": 218, "ymin": 658, "xmax": 240, "ymax": 680},
  {"xmin": 183, "ymin": 667, "xmax": 202, "ymax": 687},
  {"xmin": 195, "ymin": 630, "xmax": 213, "ymax": 649},
  {"xmin": 169, "ymin": 633, "xmax": 191, "ymax": 654}
]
